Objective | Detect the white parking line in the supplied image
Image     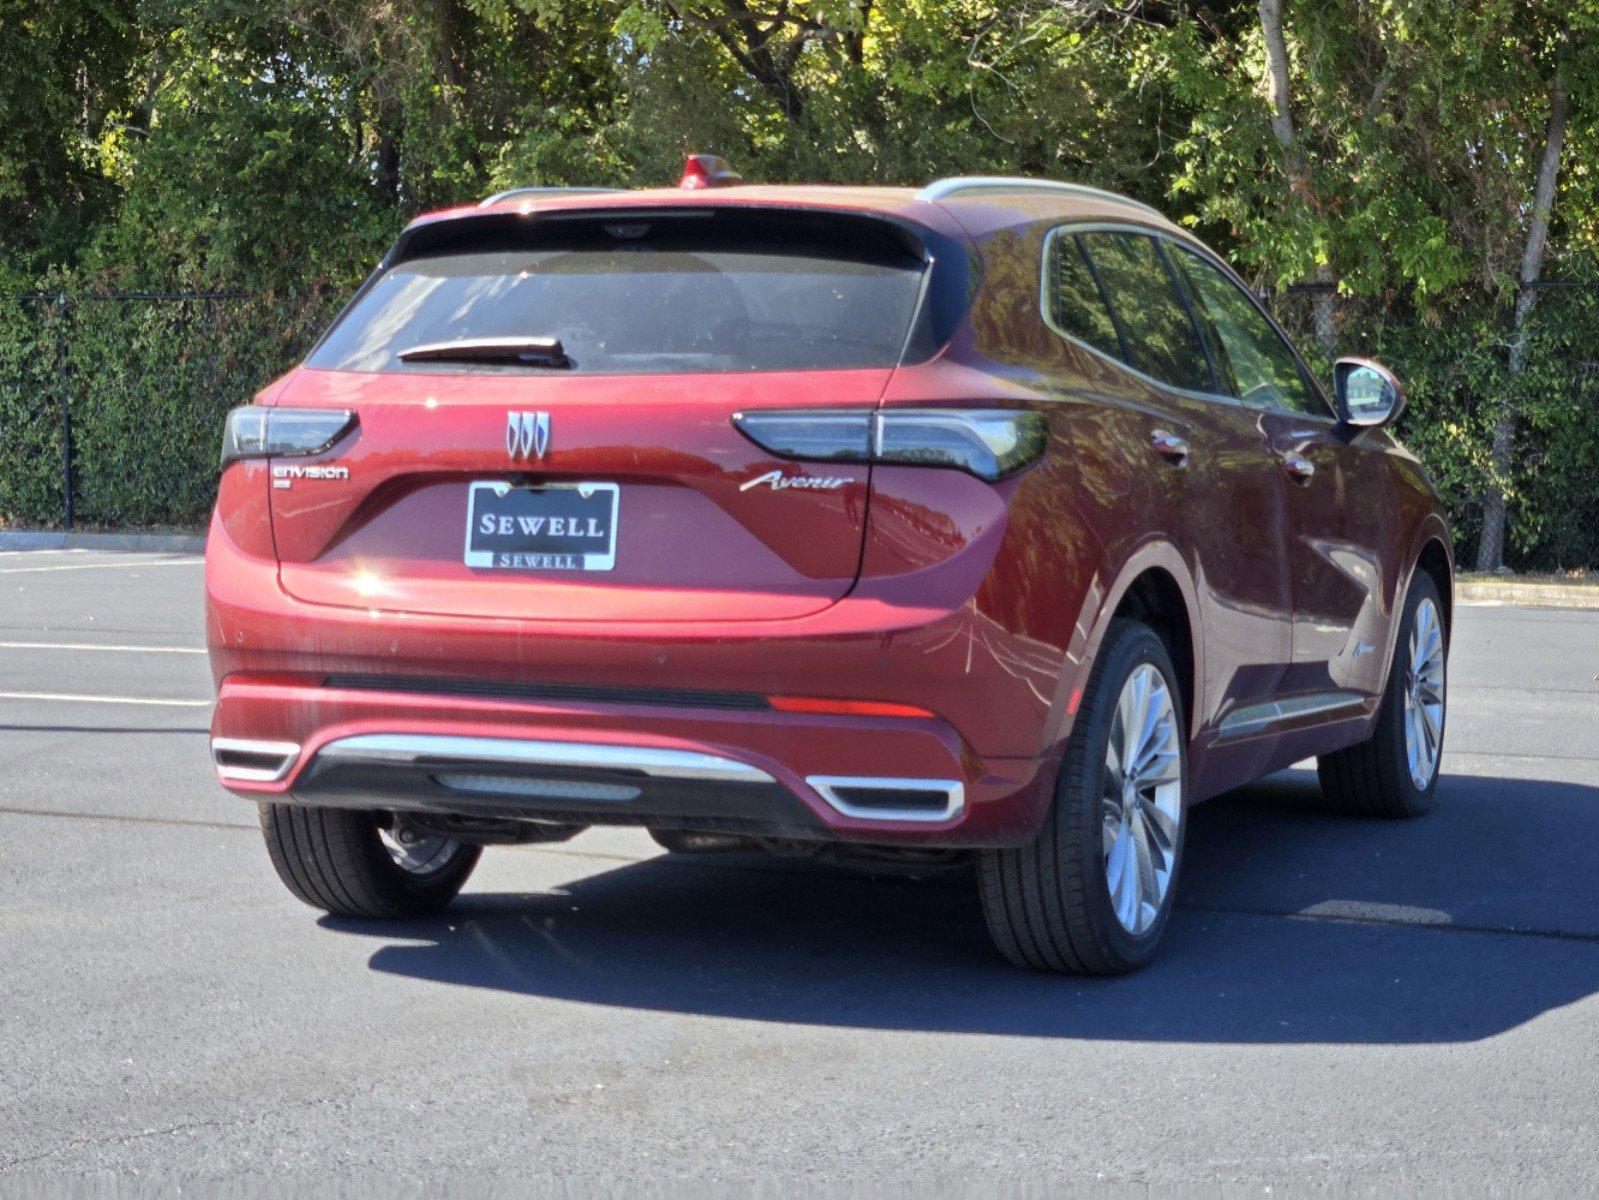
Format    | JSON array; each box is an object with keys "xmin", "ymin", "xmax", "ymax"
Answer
[
  {"xmin": 0, "ymin": 641, "xmax": 206, "ymax": 655},
  {"xmin": 0, "ymin": 559, "xmax": 202, "ymax": 575},
  {"xmin": 0, "ymin": 691, "xmax": 212, "ymax": 707}
]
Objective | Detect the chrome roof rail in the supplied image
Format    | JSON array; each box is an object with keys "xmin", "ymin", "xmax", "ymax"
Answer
[
  {"xmin": 478, "ymin": 185, "xmax": 628, "ymax": 208},
  {"xmin": 916, "ymin": 176, "xmax": 1163, "ymax": 218}
]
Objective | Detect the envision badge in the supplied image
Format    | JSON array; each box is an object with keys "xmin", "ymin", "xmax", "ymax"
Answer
[
  {"xmin": 507, "ymin": 411, "xmax": 552, "ymax": 461},
  {"xmin": 271, "ymin": 463, "xmax": 350, "ymax": 489}
]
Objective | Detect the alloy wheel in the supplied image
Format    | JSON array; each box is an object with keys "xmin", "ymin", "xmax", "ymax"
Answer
[
  {"xmin": 1403, "ymin": 597, "xmax": 1446, "ymax": 789},
  {"xmin": 1101, "ymin": 664, "xmax": 1184, "ymax": 935},
  {"xmin": 379, "ymin": 821, "xmax": 464, "ymax": 878}
]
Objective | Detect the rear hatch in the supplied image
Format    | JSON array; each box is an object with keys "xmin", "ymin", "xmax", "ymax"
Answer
[{"xmin": 268, "ymin": 207, "xmax": 935, "ymax": 623}]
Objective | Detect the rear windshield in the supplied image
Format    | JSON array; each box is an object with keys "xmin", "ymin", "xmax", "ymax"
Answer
[{"xmin": 307, "ymin": 214, "xmax": 929, "ymax": 375}]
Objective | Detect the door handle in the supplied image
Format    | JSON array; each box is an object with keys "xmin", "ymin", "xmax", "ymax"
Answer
[
  {"xmin": 1281, "ymin": 452, "xmax": 1315, "ymax": 483},
  {"xmin": 1150, "ymin": 430, "xmax": 1189, "ymax": 467}
]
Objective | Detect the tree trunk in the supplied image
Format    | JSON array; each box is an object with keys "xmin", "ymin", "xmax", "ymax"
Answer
[
  {"xmin": 1259, "ymin": 0, "xmax": 1335, "ymax": 360},
  {"xmin": 1475, "ymin": 71, "xmax": 1568, "ymax": 573},
  {"xmin": 375, "ymin": 96, "xmax": 404, "ymax": 206},
  {"xmin": 1258, "ymin": 0, "xmax": 1302, "ymax": 178}
]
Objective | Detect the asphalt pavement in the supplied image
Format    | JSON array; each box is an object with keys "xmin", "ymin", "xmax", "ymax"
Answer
[{"xmin": 2, "ymin": 548, "xmax": 1596, "ymax": 1188}]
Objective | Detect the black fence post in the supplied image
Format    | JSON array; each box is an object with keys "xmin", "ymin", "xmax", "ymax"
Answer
[{"xmin": 54, "ymin": 294, "xmax": 73, "ymax": 528}]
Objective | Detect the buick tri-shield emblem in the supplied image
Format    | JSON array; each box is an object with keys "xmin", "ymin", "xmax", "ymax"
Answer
[{"xmin": 507, "ymin": 411, "xmax": 551, "ymax": 460}]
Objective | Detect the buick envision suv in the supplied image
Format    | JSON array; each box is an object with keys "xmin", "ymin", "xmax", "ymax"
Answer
[{"xmin": 206, "ymin": 160, "xmax": 1451, "ymax": 973}]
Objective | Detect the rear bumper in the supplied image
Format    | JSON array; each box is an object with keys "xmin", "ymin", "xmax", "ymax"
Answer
[
  {"xmin": 210, "ymin": 677, "xmax": 1053, "ymax": 846},
  {"xmin": 206, "ymin": 518, "xmax": 1063, "ymax": 846}
]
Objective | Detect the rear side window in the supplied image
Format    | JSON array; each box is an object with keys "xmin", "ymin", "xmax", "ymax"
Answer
[
  {"xmin": 1043, "ymin": 232, "xmax": 1124, "ymax": 361},
  {"xmin": 308, "ymin": 216, "xmax": 928, "ymax": 375},
  {"xmin": 1077, "ymin": 232, "xmax": 1215, "ymax": 394},
  {"xmin": 1169, "ymin": 247, "xmax": 1326, "ymax": 416}
]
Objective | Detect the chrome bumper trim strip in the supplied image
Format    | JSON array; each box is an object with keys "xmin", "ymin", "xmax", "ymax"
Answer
[{"xmin": 313, "ymin": 733, "xmax": 776, "ymax": 785}]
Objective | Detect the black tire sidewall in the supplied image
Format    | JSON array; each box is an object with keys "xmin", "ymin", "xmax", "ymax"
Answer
[{"xmin": 1063, "ymin": 621, "xmax": 1189, "ymax": 969}]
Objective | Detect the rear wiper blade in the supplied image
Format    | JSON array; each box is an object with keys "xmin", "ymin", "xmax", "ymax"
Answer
[{"xmin": 397, "ymin": 336, "xmax": 570, "ymax": 367}]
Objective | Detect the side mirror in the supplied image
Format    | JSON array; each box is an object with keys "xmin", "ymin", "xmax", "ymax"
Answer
[{"xmin": 1333, "ymin": 357, "xmax": 1406, "ymax": 427}]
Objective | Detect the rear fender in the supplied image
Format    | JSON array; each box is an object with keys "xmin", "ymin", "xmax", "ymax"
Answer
[{"xmin": 1043, "ymin": 537, "xmax": 1205, "ymax": 753}]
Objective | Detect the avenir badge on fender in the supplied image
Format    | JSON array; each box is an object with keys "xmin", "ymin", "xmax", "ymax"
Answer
[{"xmin": 739, "ymin": 470, "xmax": 854, "ymax": 493}]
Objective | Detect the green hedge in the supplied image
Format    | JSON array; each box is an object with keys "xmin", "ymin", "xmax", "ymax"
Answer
[{"xmin": 1274, "ymin": 286, "xmax": 1599, "ymax": 571}]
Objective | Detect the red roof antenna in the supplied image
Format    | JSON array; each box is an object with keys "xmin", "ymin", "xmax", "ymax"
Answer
[{"xmin": 679, "ymin": 154, "xmax": 744, "ymax": 190}]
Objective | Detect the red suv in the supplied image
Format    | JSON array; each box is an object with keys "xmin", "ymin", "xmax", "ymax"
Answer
[{"xmin": 206, "ymin": 163, "xmax": 1452, "ymax": 973}]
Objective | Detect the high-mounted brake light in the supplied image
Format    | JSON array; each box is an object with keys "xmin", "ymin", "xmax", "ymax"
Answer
[
  {"xmin": 220, "ymin": 406, "xmax": 356, "ymax": 468},
  {"xmin": 732, "ymin": 408, "xmax": 1048, "ymax": 482},
  {"xmin": 679, "ymin": 153, "xmax": 743, "ymax": 190}
]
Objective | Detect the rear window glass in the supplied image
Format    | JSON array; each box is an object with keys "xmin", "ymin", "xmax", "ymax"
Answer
[
  {"xmin": 307, "ymin": 217, "xmax": 928, "ymax": 375},
  {"xmin": 1077, "ymin": 232, "xmax": 1215, "ymax": 393}
]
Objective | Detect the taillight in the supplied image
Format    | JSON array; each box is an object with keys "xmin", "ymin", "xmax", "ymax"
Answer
[
  {"xmin": 220, "ymin": 406, "xmax": 356, "ymax": 468},
  {"xmin": 733, "ymin": 408, "xmax": 1047, "ymax": 482}
]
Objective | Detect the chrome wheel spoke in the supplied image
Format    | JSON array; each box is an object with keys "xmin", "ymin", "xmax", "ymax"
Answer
[
  {"xmin": 1131, "ymin": 814, "xmax": 1158, "ymax": 924},
  {"xmin": 1101, "ymin": 796, "xmax": 1123, "ymax": 856},
  {"xmin": 1419, "ymin": 699, "xmax": 1442, "ymax": 747},
  {"xmin": 1140, "ymin": 795, "xmax": 1179, "ymax": 857},
  {"xmin": 1108, "ymin": 827, "xmax": 1137, "ymax": 924},
  {"xmin": 1104, "ymin": 724, "xmax": 1125, "ymax": 789}
]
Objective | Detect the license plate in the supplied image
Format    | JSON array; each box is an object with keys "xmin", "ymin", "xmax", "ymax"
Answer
[{"xmin": 464, "ymin": 481, "xmax": 618, "ymax": 572}]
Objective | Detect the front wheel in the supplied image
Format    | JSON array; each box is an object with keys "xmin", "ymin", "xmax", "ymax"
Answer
[
  {"xmin": 261, "ymin": 804, "xmax": 481, "ymax": 918},
  {"xmin": 977, "ymin": 619, "xmax": 1188, "ymax": 974},
  {"xmin": 1318, "ymin": 572, "xmax": 1448, "ymax": 818}
]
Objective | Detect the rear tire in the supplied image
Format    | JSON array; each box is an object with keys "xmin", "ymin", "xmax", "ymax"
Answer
[
  {"xmin": 1317, "ymin": 572, "xmax": 1447, "ymax": 818},
  {"xmin": 977, "ymin": 619, "xmax": 1188, "ymax": 974},
  {"xmin": 260, "ymin": 804, "xmax": 480, "ymax": 918}
]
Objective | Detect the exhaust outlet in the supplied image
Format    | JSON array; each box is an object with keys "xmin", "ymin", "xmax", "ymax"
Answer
[
  {"xmin": 806, "ymin": 776, "xmax": 965, "ymax": 823},
  {"xmin": 212, "ymin": 738, "xmax": 301, "ymax": 783}
]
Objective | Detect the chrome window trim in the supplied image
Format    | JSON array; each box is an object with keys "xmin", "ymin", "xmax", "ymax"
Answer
[
  {"xmin": 1037, "ymin": 221, "xmax": 1335, "ymax": 420},
  {"xmin": 314, "ymin": 734, "xmax": 775, "ymax": 784},
  {"xmin": 806, "ymin": 775, "xmax": 966, "ymax": 824}
]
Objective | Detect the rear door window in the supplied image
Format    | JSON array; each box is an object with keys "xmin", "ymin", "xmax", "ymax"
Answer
[
  {"xmin": 1078, "ymin": 232, "xmax": 1216, "ymax": 394},
  {"xmin": 1169, "ymin": 247, "xmax": 1327, "ymax": 416},
  {"xmin": 308, "ymin": 216, "xmax": 928, "ymax": 376}
]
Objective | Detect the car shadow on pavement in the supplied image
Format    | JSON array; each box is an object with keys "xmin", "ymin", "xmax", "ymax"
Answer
[{"xmin": 324, "ymin": 769, "xmax": 1599, "ymax": 1044}]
